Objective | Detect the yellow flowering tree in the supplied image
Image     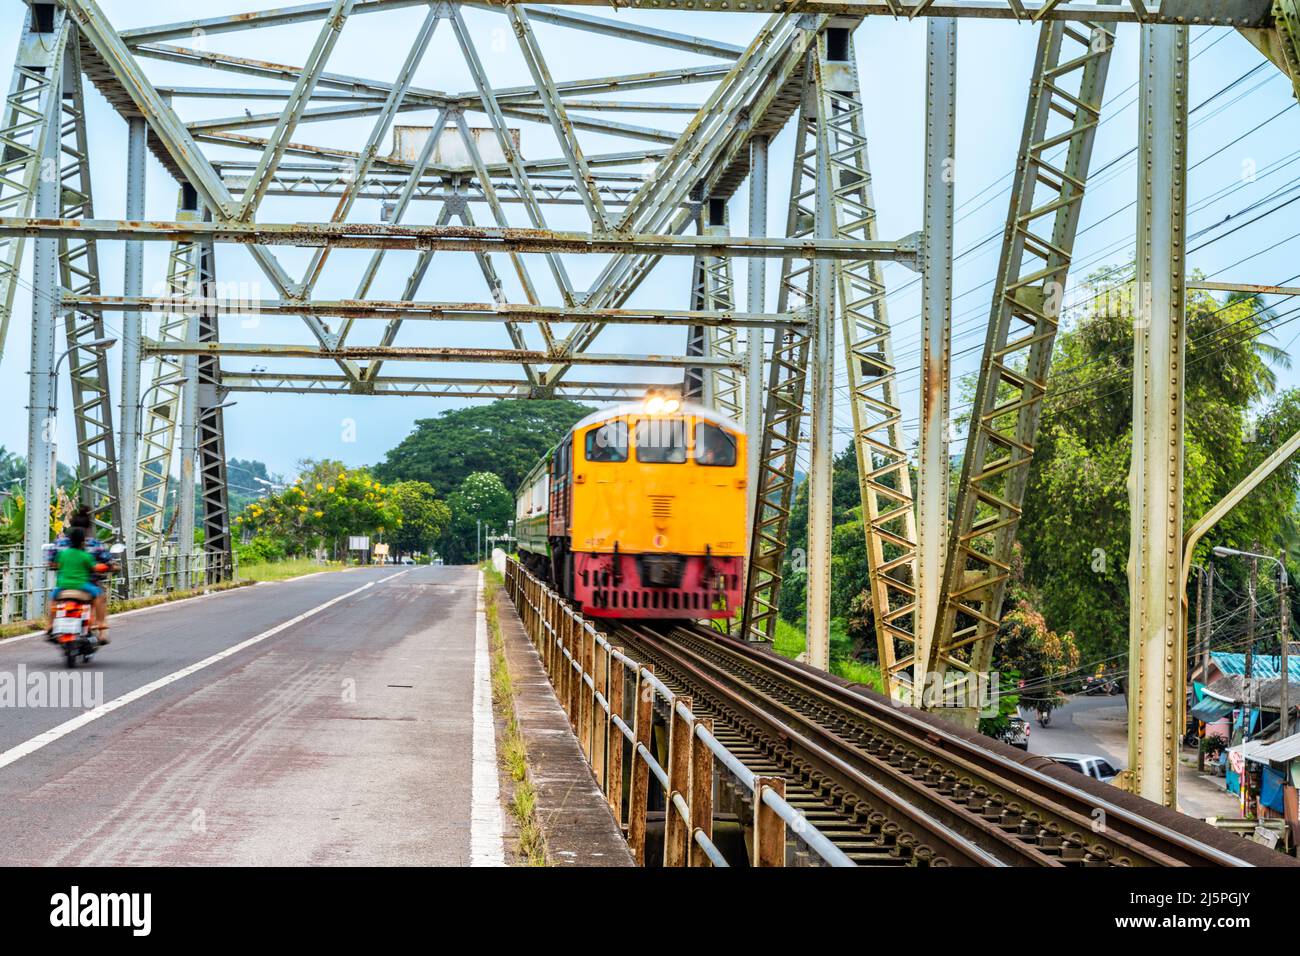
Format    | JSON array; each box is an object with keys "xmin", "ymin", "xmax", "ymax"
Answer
[{"xmin": 235, "ymin": 462, "xmax": 401, "ymax": 558}]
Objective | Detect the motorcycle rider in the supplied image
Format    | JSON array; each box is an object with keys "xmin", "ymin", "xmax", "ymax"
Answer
[
  {"xmin": 48, "ymin": 507, "xmax": 114, "ymax": 643},
  {"xmin": 48, "ymin": 526, "xmax": 106, "ymax": 642}
]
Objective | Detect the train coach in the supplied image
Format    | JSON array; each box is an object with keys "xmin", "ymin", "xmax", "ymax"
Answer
[{"xmin": 515, "ymin": 395, "xmax": 747, "ymax": 619}]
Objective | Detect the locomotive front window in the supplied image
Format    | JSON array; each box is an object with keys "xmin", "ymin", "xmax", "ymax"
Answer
[
  {"xmin": 585, "ymin": 420, "xmax": 628, "ymax": 462},
  {"xmin": 634, "ymin": 418, "xmax": 687, "ymax": 463},
  {"xmin": 694, "ymin": 422, "xmax": 737, "ymax": 467}
]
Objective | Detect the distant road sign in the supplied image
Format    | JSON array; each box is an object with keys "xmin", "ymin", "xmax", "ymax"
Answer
[{"xmin": 347, "ymin": 536, "xmax": 371, "ymax": 551}]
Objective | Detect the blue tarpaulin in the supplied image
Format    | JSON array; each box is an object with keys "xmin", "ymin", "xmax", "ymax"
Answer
[{"xmin": 1261, "ymin": 765, "xmax": 1286, "ymax": 814}]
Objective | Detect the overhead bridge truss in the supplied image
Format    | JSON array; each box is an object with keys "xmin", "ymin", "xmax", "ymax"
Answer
[{"xmin": 4, "ymin": 0, "xmax": 1300, "ymax": 807}]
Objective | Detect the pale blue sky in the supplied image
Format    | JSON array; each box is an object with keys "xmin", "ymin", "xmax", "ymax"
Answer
[{"xmin": 1, "ymin": 3, "xmax": 1297, "ymax": 491}]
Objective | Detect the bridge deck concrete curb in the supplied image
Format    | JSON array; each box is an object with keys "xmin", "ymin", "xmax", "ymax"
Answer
[{"xmin": 497, "ymin": 593, "xmax": 634, "ymax": 867}]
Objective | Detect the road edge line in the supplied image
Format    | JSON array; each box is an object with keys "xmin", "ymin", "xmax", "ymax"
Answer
[{"xmin": 470, "ymin": 569, "xmax": 507, "ymax": 867}]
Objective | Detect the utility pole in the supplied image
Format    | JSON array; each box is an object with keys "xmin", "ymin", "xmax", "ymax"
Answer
[
  {"xmin": 1246, "ymin": 552, "xmax": 1257, "ymax": 702},
  {"xmin": 1244, "ymin": 550, "xmax": 1257, "ymax": 817},
  {"xmin": 1279, "ymin": 564, "xmax": 1290, "ymax": 738},
  {"xmin": 1203, "ymin": 563, "xmax": 1214, "ymax": 682},
  {"xmin": 1195, "ymin": 565, "xmax": 1206, "ymax": 771}
]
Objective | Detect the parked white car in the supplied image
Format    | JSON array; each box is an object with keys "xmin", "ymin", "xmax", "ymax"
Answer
[{"xmin": 1048, "ymin": 753, "xmax": 1120, "ymax": 784}]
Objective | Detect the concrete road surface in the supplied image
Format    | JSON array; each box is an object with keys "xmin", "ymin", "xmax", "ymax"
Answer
[{"xmin": 0, "ymin": 565, "xmax": 505, "ymax": 866}]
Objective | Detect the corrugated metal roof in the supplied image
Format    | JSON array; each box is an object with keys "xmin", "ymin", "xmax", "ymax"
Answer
[
  {"xmin": 1254, "ymin": 732, "xmax": 1300, "ymax": 764},
  {"xmin": 1228, "ymin": 738, "xmax": 1275, "ymax": 761},
  {"xmin": 1210, "ymin": 652, "xmax": 1300, "ymax": 682}
]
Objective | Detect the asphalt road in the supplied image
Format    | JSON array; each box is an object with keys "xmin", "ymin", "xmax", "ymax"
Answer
[
  {"xmin": 0, "ymin": 564, "xmax": 501, "ymax": 865},
  {"xmin": 1026, "ymin": 693, "xmax": 1238, "ymax": 819}
]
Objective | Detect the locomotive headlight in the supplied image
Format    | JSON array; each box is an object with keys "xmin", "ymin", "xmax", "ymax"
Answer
[{"xmin": 645, "ymin": 395, "xmax": 665, "ymax": 414}]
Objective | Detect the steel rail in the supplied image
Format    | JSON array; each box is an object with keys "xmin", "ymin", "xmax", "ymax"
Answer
[
  {"xmin": 663, "ymin": 625, "xmax": 1257, "ymax": 867},
  {"xmin": 504, "ymin": 558, "xmax": 852, "ymax": 866},
  {"xmin": 615, "ymin": 623, "xmax": 1034, "ymax": 866}
]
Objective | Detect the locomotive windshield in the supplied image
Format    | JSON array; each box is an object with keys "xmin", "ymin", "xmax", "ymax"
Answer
[
  {"xmin": 584, "ymin": 420, "xmax": 628, "ymax": 462},
  {"xmin": 634, "ymin": 417, "xmax": 687, "ymax": 463},
  {"xmin": 694, "ymin": 422, "xmax": 737, "ymax": 467}
]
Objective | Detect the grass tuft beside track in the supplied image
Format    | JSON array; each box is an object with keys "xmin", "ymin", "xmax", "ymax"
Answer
[{"xmin": 482, "ymin": 563, "xmax": 547, "ymax": 866}]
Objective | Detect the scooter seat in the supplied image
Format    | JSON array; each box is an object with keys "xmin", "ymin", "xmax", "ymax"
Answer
[{"xmin": 55, "ymin": 589, "xmax": 93, "ymax": 602}]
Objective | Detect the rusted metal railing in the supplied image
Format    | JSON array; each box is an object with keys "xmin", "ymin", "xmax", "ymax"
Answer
[
  {"xmin": 504, "ymin": 557, "xmax": 854, "ymax": 868},
  {"xmin": 0, "ymin": 551, "xmax": 226, "ymax": 624}
]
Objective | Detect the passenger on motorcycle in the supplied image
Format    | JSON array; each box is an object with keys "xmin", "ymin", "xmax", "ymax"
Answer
[{"xmin": 47, "ymin": 510, "xmax": 114, "ymax": 643}]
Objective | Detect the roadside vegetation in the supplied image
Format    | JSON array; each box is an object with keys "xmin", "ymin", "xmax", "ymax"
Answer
[
  {"xmin": 774, "ymin": 269, "xmax": 1300, "ymax": 738},
  {"xmin": 237, "ymin": 557, "xmax": 346, "ymax": 583},
  {"xmin": 483, "ymin": 563, "xmax": 546, "ymax": 866}
]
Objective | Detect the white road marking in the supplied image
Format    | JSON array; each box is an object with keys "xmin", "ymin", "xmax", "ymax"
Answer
[
  {"xmin": 0, "ymin": 581, "xmax": 269, "ymax": 645},
  {"xmin": 470, "ymin": 570, "xmax": 506, "ymax": 866},
  {"xmin": 0, "ymin": 577, "xmax": 384, "ymax": 772},
  {"xmin": 0, "ymin": 565, "xmax": 383, "ymax": 646}
]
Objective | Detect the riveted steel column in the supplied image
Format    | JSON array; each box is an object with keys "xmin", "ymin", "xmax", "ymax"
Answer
[
  {"xmin": 915, "ymin": 17, "xmax": 956, "ymax": 706},
  {"xmin": 22, "ymin": 62, "xmax": 61, "ymax": 598},
  {"xmin": 119, "ymin": 114, "xmax": 146, "ymax": 554},
  {"xmin": 806, "ymin": 111, "xmax": 835, "ymax": 672},
  {"xmin": 1128, "ymin": 23, "xmax": 1188, "ymax": 808},
  {"xmin": 746, "ymin": 135, "xmax": 770, "ymax": 528},
  {"xmin": 177, "ymin": 294, "xmax": 199, "ymax": 588}
]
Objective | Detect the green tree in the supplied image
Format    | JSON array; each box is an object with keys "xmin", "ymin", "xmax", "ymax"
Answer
[
  {"xmin": 442, "ymin": 471, "xmax": 514, "ymax": 564},
  {"xmin": 373, "ymin": 399, "xmax": 591, "ymax": 494},
  {"xmin": 235, "ymin": 464, "xmax": 400, "ymax": 559},
  {"xmin": 388, "ymin": 480, "xmax": 451, "ymax": 559},
  {"xmin": 1018, "ymin": 268, "xmax": 1300, "ymax": 662}
]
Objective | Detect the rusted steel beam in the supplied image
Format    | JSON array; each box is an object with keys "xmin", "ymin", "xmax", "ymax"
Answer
[
  {"xmin": 1186, "ymin": 279, "xmax": 1300, "ymax": 295},
  {"xmin": 664, "ymin": 696, "xmax": 694, "ymax": 867},
  {"xmin": 580, "ymin": 624, "xmax": 596, "ymax": 759},
  {"xmin": 0, "ymin": 217, "xmax": 915, "ymax": 261},
  {"xmin": 66, "ymin": 294, "xmax": 805, "ymax": 328},
  {"xmin": 142, "ymin": 340, "xmax": 744, "ymax": 369},
  {"xmin": 689, "ymin": 716, "xmax": 715, "ymax": 867},
  {"xmin": 115, "ymin": 0, "xmax": 1275, "ymax": 27},
  {"xmin": 593, "ymin": 642, "xmax": 610, "ymax": 790},
  {"xmin": 628, "ymin": 665, "xmax": 656, "ymax": 865},
  {"xmin": 607, "ymin": 648, "xmax": 627, "ymax": 827},
  {"xmin": 752, "ymin": 776, "xmax": 787, "ymax": 867}
]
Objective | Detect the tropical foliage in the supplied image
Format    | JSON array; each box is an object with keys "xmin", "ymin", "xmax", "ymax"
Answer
[
  {"xmin": 387, "ymin": 480, "xmax": 452, "ymax": 559},
  {"xmin": 373, "ymin": 399, "xmax": 590, "ymax": 494},
  {"xmin": 773, "ymin": 266, "xmax": 1300, "ymax": 731},
  {"xmin": 234, "ymin": 459, "xmax": 403, "ymax": 560},
  {"xmin": 440, "ymin": 471, "xmax": 515, "ymax": 564}
]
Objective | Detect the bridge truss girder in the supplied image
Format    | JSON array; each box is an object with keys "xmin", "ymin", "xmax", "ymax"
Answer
[
  {"xmin": 4, "ymin": 1, "xmax": 1298, "ymax": 809},
  {"xmin": 917, "ymin": 14, "xmax": 1118, "ymax": 713}
]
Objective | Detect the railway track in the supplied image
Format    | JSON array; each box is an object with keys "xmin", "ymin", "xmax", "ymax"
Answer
[{"xmin": 610, "ymin": 622, "xmax": 1257, "ymax": 868}]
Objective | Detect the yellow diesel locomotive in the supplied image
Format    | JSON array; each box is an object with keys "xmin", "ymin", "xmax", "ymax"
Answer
[{"xmin": 515, "ymin": 396, "xmax": 747, "ymax": 619}]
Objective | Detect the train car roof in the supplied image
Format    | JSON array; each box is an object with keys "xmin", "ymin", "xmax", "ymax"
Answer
[
  {"xmin": 570, "ymin": 401, "xmax": 743, "ymax": 435},
  {"xmin": 517, "ymin": 401, "xmax": 744, "ymax": 494}
]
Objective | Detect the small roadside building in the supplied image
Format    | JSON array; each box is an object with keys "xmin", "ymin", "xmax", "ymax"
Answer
[{"xmin": 1250, "ymin": 732, "xmax": 1300, "ymax": 848}]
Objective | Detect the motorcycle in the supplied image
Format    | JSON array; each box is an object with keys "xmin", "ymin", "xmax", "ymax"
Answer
[
  {"xmin": 1036, "ymin": 708, "xmax": 1052, "ymax": 728},
  {"xmin": 49, "ymin": 591, "xmax": 99, "ymax": 667},
  {"xmin": 46, "ymin": 542, "xmax": 124, "ymax": 668}
]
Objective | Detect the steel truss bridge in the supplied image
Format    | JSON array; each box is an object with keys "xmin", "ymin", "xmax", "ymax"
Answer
[{"xmin": 1, "ymin": 0, "xmax": 1298, "ymax": 807}]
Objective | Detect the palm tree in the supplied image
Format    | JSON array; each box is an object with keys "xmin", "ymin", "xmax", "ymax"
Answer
[{"xmin": 1224, "ymin": 290, "xmax": 1291, "ymax": 396}]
